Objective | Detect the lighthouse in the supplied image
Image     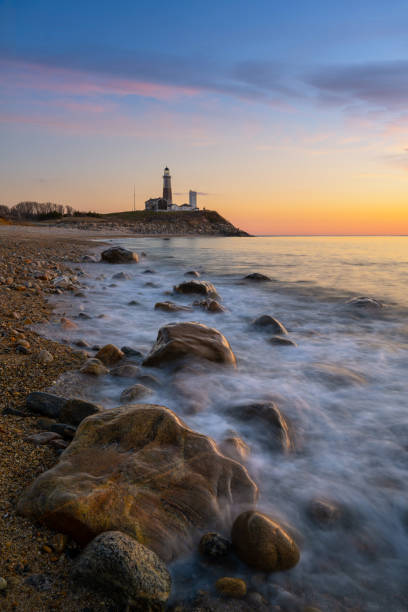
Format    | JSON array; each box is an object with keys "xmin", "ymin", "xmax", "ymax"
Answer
[{"xmin": 162, "ymin": 166, "xmax": 172, "ymax": 205}]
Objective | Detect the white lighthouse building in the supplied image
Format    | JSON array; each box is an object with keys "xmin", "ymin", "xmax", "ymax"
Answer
[{"xmin": 145, "ymin": 167, "xmax": 199, "ymax": 211}]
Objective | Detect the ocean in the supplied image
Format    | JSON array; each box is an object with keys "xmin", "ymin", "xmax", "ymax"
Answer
[{"xmin": 44, "ymin": 236, "xmax": 408, "ymax": 611}]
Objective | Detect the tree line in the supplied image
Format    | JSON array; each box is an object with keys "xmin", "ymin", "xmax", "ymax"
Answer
[{"xmin": 0, "ymin": 202, "xmax": 101, "ymax": 220}]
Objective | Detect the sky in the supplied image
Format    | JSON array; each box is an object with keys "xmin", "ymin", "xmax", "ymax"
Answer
[{"xmin": 1, "ymin": 0, "xmax": 408, "ymax": 235}]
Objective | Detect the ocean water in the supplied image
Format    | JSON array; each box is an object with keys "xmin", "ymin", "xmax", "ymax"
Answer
[{"xmin": 44, "ymin": 236, "xmax": 408, "ymax": 611}]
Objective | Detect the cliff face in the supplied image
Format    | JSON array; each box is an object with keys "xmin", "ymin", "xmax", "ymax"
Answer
[{"xmin": 52, "ymin": 210, "xmax": 250, "ymax": 236}]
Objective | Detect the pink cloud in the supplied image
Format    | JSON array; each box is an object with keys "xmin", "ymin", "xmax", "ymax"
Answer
[{"xmin": 0, "ymin": 59, "xmax": 199, "ymax": 101}]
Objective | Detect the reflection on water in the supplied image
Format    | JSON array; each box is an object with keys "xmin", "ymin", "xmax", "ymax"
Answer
[{"xmin": 43, "ymin": 236, "xmax": 408, "ymax": 611}]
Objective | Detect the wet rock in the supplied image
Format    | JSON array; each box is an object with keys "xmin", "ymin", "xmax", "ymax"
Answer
[
  {"xmin": 216, "ymin": 577, "xmax": 247, "ymax": 598},
  {"xmin": 120, "ymin": 383, "xmax": 153, "ymax": 403},
  {"xmin": 143, "ymin": 322, "xmax": 236, "ymax": 368},
  {"xmin": 243, "ymin": 273, "xmax": 271, "ymax": 282},
  {"xmin": 252, "ymin": 315, "xmax": 288, "ymax": 334},
  {"xmin": 72, "ymin": 531, "xmax": 171, "ymax": 610},
  {"xmin": 269, "ymin": 336, "xmax": 297, "ymax": 347},
  {"xmin": 110, "ymin": 364, "xmax": 140, "ymax": 378},
  {"xmin": 112, "ymin": 271, "xmax": 132, "ymax": 280},
  {"xmin": 95, "ymin": 343, "xmax": 124, "ymax": 365},
  {"xmin": 219, "ymin": 436, "xmax": 250, "ymax": 463},
  {"xmin": 80, "ymin": 358, "xmax": 109, "ymax": 376},
  {"xmin": 18, "ymin": 404, "xmax": 257, "ymax": 562},
  {"xmin": 231, "ymin": 511, "xmax": 300, "ymax": 572},
  {"xmin": 121, "ymin": 346, "xmax": 144, "ymax": 359},
  {"xmin": 25, "ymin": 431, "xmax": 62, "ymax": 446},
  {"xmin": 346, "ymin": 296, "xmax": 382, "ymax": 310},
  {"xmin": 59, "ymin": 398, "xmax": 103, "ymax": 426},
  {"xmin": 155, "ymin": 301, "xmax": 193, "ymax": 312},
  {"xmin": 185, "ymin": 270, "xmax": 200, "ymax": 277},
  {"xmin": 194, "ymin": 298, "xmax": 226, "ymax": 313},
  {"xmin": 305, "ymin": 363, "xmax": 366, "ymax": 388},
  {"xmin": 226, "ymin": 402, "xmax": 292, "ymax": 452},
  {"xmin": 199, "ymin": 532, "xmax": 231, "ymax": 559},
  {"xmin": 37, "ymin": 349, "xmax": 54, "ymax": 363},
  {"xmin": 60, "ymin": 317, "xmax": 78, "ymax": 330},
  {"xmin": 306, "ymin": 498, "xmax": 344, "ymax": 529},
  {"xmin": 100, "ymin": 246, "xmax": 139, "ymax": 264},
  {"xmin": 49, "ymin": 423, "xmax": 76, "ymax": 440},
  {"xmin": 26, "ymin": 392, "xmax": 66, "ymax": 419},
  {"xmin": 174, "ymin": 280, "xmax": 218, "ymax": 298}
]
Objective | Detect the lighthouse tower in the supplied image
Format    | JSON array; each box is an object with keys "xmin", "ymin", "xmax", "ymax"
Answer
[{"xmin": 162, "ymin": 166, "xmax": 172, "ymax": 206}]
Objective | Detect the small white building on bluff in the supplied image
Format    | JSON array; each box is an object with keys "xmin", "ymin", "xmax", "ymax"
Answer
[{"xmin": 145, "ymin": 167, "xmax": 199, "ymax": 212}]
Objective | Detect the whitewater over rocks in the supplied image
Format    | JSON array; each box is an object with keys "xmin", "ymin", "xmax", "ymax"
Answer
[{"xmin": 17, "ymin": 236, "xmax": 408, "ymax": 611}]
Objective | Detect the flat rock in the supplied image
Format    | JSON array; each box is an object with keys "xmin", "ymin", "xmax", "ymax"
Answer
[
  {"xmin": 143, "ymin": 322, "xmax": 236, "ymax": 368},
  {"xmin": 72, "ymin": 531, "xmax": 171, "ymax": 610},
  {"xmin": 100, "ymin": 247, "xmax": 139, "ymax": 264},
  {"xmin": 18, "ymin": 404, "xmax": 257, "ymax": 562},
  {"xmin": 269, "ymin": 336, "xmax": 296, "ymax": 346},
  {"xmin": 154, "ymin": 301, "xmax": 193, "ymax": 312},
  {"xmin": 25, "ymin": 431, "xmax": 62, "ymax": 446},
  {"xmin": 231, "ymin": 510, "xmax": 300, "ymax": 572},
  {"xmin": 174, "ymin": 280, "xmax": 218, "ymax": 298},
  {"xmin": 346, "ymin": 296, "xmax": 382, "ymax": 310},
  {"xmin": 243, "ymin": 273, "xmax": 271, "ymax": 282}
]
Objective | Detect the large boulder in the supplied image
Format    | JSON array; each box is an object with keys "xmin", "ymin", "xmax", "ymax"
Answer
[
  {"xmin": 174, "ymin": 280, "xmax": 218, "ymax": 298},
  {"xmin": 18, "ymin": 404, "xmax": 257, "ymax": 562},
  {"xmin": 72, "ymin": 531, "xmax": 171, "ymax": 610},
  {"xmin": 143, "ymin": 322, "xmax": 236, "ymax": 368},
  {"xmin": 101, "ymin": 246, "xmax": 139, "ymax": 264},
  {"xmin": 231, "ymin": 510, "xmax": 300, "ymax": 572}
]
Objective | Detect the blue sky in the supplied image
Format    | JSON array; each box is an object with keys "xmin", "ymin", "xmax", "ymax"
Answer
[{"xmin": 1, "ymin": 0, "xmax": 408, "ymax": 233}]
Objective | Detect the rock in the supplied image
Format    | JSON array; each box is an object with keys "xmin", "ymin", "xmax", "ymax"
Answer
[
  {"xmin": 110, "ymin": 364, "xmax": 140, "ymax": 378},
  {"xmin": 112, "ymin": 271, "xmax": 132, "ymax": 280},
  {"xmin": 306, "ymin": 498, "xmax": 344, "ymax": 529},
  {"xmin": 16, "ymin": 344, "xmax": 29, "ymax": 354},
  {"xmin": 48, "ymin": 438, "xmax": 69, "ymax": 450},
  {"xmin": 194, "ymin": 299, "xmax": 226, "ymax": 313},
  {"xmin": 16, "ymin": 339, "xmax": 30, "ymax": 349},
  {"xmin": 305, "ymin": 363, "xmax": 366, "ymax": 389},
  {"xmin": 243, "ymin": 273, "xmax": 271, "ymax": 282},
  {"xmin": 81, "ymin": 255, "xmax": 98, "ymax": 263},
  {"xmin": 25, "ymin": 431, "xmax": 62, "ymax": 446},
  {"xmin": 95, "ymin": 344, "xmax": 124, "ymax": 365},
  {"xmin": 252, "ymin": 315, "xmax": 288, "ymax": 334},
  {"xmin": 120, "ymin": 384, "xmax": 153, "ymax": 403},
  {"xmin": 49, "ymin": 423, "xmax": 76, "ymax": 440},
  {"xmin": 75, "ymin": 339, "xmax": 90, "ymax": 348},
  {"xmin": 219, "ymin": 436, "xmax": 250, "ymax": 463},
  {"xmin": 77, "ymin": 312, "xmax": 91, "ymax": 320},
  {"xmin": 121, "ymin": 346, "xmax": 144, "ymax": 359},
  {"xmin": 26, "ymin": 392, "xmax": 66, "ymax": 419},
  {"xmin": 231, "ymin": 511, "xmax": 300, "ymax": 572},
  {"xmin": 268, "ymin": 336, "xmax": 297, "ymax": 347},
  {"xmin": 0, "ymin": 577, "xmax": 7, "ymax": 591},
  {"xmin": 24, "ymin": 573, "xmax": 52, "ymax": 592},
  {"xmin": 216, "ymin": 577, "xmax": 247, "ymax": 598},
  {"xmin": 199, "ymin": 532, "xmax": 231, "ymax": 559},
  {"xmin": 138, "ymin": 374, "xmax": 161, "ymax": 388},
  {"xmin": 37, "ymin": 349, "xmax": 54, "ymax": 363},
  {"xmin": 346, "ymin": 296, "xmax": 382, "ymax": 310},
  {"xmin": 100, "ymin": 247, "xmax": 139, "ymax": 264},
  {"xmin": 128, "ymin": 300, "xmax": 141, "ymax": 306},
  {"xmin": 59, "ymin": 398, "xmax": 103, "ymax": 427},
  {"xmin": 174, "ymin": 280, "xmax": 218, "ymax": 298},
  {"xmin": 143, "ymin": 322, "xmax": 236, "ymax": 368},
  {"xmin": 145, "ymin": 281, "xmax": 160, "ymax": 288},
  {"xmin": 18, "ymin": 404, "xmax": 257, "ymax": 562},
  {"xmin": 80, "ymin": 358, "xmax": 109, "ymax": 376},
  {"xmin": 185, "ymin": 270, "xmax": 200, "ymax": 277},
  {"xmin": 143, "ymin": 269, "xmax": 156, "ymax": 274},
  {"xmin": 60, "ymin": 317, "xmax": 78, "ymax": 330},
  {"xmin": 51, "ymin": 533, "xmax": 69, "ymax": 553},
  {"xmin": 72, "ymin": 531, "xmax": 170, "ymax": 609},
  {"xmin": 226, "ymin": 402, "xmax": 292, "ymax": 452},
  {"xmin": 155, "ymin": 301, "xmax": 193, "ymax": 312}
]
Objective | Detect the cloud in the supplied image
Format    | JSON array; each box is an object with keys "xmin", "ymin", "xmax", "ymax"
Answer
[{"xmin": 306, "ymin": 60, "xmax": 408, "ymax": 111}]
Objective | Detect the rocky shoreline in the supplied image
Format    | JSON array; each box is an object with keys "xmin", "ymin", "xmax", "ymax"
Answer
[{"xmin": 0, "ymin": 233, "xmax": 311, "ymax": 611}]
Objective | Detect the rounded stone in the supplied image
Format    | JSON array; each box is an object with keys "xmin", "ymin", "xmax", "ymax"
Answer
[
  {"xmin": 199, "ymin": 532, "xmax": 231, "ymax": 559},
  {"xmin": 0, "ymin": 577, "xmax": 7, "ymax": 591},
  {"xmin": 215, "ymin": 577, "xmax": 247, "ymax": 598},
  {"xmin": 231, "ymin": 510, "xmax": 300, "ymax": 572}
]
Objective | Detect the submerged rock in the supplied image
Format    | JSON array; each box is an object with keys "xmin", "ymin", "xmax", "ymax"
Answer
[
  {"xmin": 174, "ymin": 280, "xmax": 218, "ymax": 298},
  {"xmin": 252, "ymin": 315, "xmax": 288, "ymax": 334},
  {"xmin": 226, "ymin": 402, "xmax": 293, "ymax": 452},
  {"xmin": 243, "ymin": 273, "xmax": 271, "ymax": 282},
  {"xmin": 231, "ymin": 511, "xmax": 300, "ymax": 572},
  {"xmin": 154, "ymin": 301, "xmax": 193, "ymax": 312},
  {"xmin": 199, "ymin": 532, "xmax": 231, "ymax": 560},
  {"xmin": 219, "ymin": 436, "xmax": 250, "ymax": 463},
  {"xmin": 306, "ymin": 497, "xmax": 347, "ymax": 529},
  {"xmin": 269, "ymin": 336, "xmax": 297, "ymax": 347},
  {"xmin": 18, "ymin": 404, "xmax": 257, "ymax": 562},
  {"xmin": 80, "ymin": 358, "xmax": 109, "ymax": 376},
  {"xmin": 194, "ymin": 298, "xmax": 226, "ymax": 313},
  {"xmin": 346, "ymin": 296, "xmax": 382, "ymax": 310},
  {"xmin": 112, "ymin": 271, "xmax": 133, "ymax": 280},
  {"xmin": 119, "ymin": 383, "xmax": 153, "ymax": 403},
  {"xmin": 143, "ymin": 322, "xmax": 236, "ymax": 368},
  {"xmin": 305, "ymin": 363, "xmax": 366, "ymax": 389},
  {"xmin": 100, "ymin": 247, "xmax": 139, "ymax": 264},
  {"xmin": 72, "ymin": 531, "xmax": 171, "ymax": 610},
  {"xmin": 110, "ymin": 364, "xmax": 140, "ymax": 378}
]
